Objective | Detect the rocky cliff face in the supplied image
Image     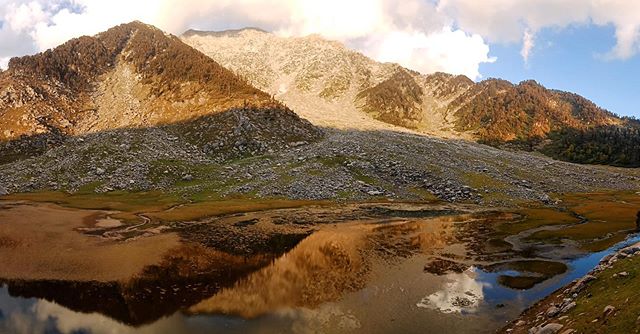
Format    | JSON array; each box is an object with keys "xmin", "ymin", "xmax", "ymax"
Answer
[
  {"xmin": 182, "ymin": 28, "xmax": 625, "ymax": 145},
  {"xmin": 0, "ymin": 22, "xmax": 321, "ymax": 160},
  {"xmin": 182, "ymin": 28, "xmax": 470, "ymax": 136}
]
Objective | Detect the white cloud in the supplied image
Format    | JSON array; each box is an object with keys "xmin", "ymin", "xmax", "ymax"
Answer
[
  {"xmin": 0, "ymin": 57, "xmax": 10, "ymax": 69},
  {"xmin": 521, "ymin": 29, "xmax": 535, "ymax": 64},
  {"xmin": 368, "ymin": 27, "xmax": 495, "ymax": 80},
  {"xmin": 1, "ymin": 0, "xmax": 640, "ymax": 78},
  {"xmin": 438, "ymin": 0, "xmax": 640, "ymax": 61},
  {"xmin": 0, "ymin": 0, "xmax": 495, "ymax": 80},
  {"xmin": 5, "ymin": 1, "xmax": 47, "ymax": 31}
]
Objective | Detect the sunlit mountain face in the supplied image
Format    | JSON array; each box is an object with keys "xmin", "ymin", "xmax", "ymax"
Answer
[{"xmin": 1, "ymin": 3, "xmax": 640, "ymax": 334}]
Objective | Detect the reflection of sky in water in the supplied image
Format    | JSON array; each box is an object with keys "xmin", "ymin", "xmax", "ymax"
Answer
[
  {"xmin": 1, "ymin": 233, "xmax": 638, "ymax": 333},
  {"xmin": 419, "ymin": 233, "xmax": 640, "ymax": 321}
]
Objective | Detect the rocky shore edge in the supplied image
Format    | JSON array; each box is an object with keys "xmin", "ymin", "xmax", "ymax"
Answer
[{"xmin": 500, "ymin": 240, "xmax": 640, "ymax": 334}]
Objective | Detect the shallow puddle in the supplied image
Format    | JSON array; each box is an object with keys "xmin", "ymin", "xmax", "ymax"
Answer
[{"xmin": 0, "ymin": 199, "xmax": 637, "ymax": 333}]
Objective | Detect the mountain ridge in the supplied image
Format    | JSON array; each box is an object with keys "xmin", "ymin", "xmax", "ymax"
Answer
[
  {"xmin": 0, "ymin": 21, "xmax": 321, "ymax": 163},
  {"xmin": 181, "ymin": 28, "xmax": 638, "ymax": 165},
  {"xmin": 0, "ymin": 22, "xmax": 638, "ymax": 203}
]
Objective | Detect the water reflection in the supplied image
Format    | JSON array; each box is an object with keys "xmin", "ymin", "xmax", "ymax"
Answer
[
  {"xmin": 417, "ymin": 267, "xmax": 486, "ymax": 314},
  {"xmin": 0, "ymin": 201, "xmax": 638, "ymax": 334}
]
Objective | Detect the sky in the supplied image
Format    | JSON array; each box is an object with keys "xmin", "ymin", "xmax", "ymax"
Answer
[{"xmin": 0, "ymin": 0, "xmax": 639, "ymax": 117}]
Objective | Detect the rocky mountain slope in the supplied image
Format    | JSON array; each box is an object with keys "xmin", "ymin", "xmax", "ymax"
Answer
[
  {"xmin": 0, "ymin": 22, "xmax": 320, "ymax": 160},
  {"xmin": 182, "ymin": 28, "xmax": 472, "ymax": 138},
  {"xmin": 0, "ymin": 22, "xmax": 638, "ymax": 205},
  {"xmin": 182, "ymin": 29, "xmax": 636, "ymax": 165}
]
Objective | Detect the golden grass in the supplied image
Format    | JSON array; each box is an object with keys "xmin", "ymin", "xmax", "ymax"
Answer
[
  {"xmin": 528, "ymin": 192, "xmax": 640, "ymax": 251},
  {"xmin": 146, "ymin": 198, "xmax": 326, "ymax": 222},
  {"xmin": 497, "ymin": 207, "xmax": 579, "ymax": 235}
]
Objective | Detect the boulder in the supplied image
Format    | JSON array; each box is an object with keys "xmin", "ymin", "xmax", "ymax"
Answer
[
  {"xmin": 535, "ymin": 323, "xmax": 564, "ymax": 334},
  {"xmin": 560, "ymin": 302, "xmax": 576, "ymax": 313},
  {"xmin": 613, "ymin": 271, "xmax": 629, "ymax": 278},
  {"xmin": 570, "ymin": 274, "xmax": 597, "ymax": 294},
  {"xmin": 547, "ymin": 306, "xmax": 560, "ymax": 318},
  {"xmin": 603, "ymin": 305, "xmax": 616, "ymax": 319}
]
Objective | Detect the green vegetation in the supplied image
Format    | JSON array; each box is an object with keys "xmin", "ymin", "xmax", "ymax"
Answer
[
  {"xmin": 566, "ymin": 255, "xmax": 640, "ymax": 333},
  {"xmin": 356, "ymin": 69, "xmax": 424, "ymax": 129},
  {"xmin": 542, "ymin": 121, "xmax": 640, "ymax": 167},
  {"xmin": 4, "ymin": 190, "xmax": 180, "ymax": 222},
  {"xmin": 454, "ymin": 79, "xmax": 615, "ymax": 143},
  {"xmin": 496, "ymin": 207, "xmax": 579, "ymax": 236},
  {"xmin": 450, "ymin": 79, "xmax": 640, "ymax": 168},
  {"xmin": 146, "ymin": 198, "xmax": 322, "ymax": 222},
  {"xmin": 462, "ymin": 171, "xmax": 512, "ymax": 198}
]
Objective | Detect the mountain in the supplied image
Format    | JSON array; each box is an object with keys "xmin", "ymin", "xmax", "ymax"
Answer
[
  {"xmin": 182, "ymin": 28, "xmax": 473, "ymax": 137},
  {"xmin": 0, "ymin": 22, "xmax": 320, "ymax": 160},
  {"xmin": 182, "ymin": 28, "xmax": 637, "ymax": 166},
  {"xmin": 0, "ymin": 22, "xmax": 638, "ymax": 202}
]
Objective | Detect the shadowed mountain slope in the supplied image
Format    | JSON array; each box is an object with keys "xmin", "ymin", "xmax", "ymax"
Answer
[{"xmin": 0, "ymin": 22, "xmax": 317, "ymax": 143}]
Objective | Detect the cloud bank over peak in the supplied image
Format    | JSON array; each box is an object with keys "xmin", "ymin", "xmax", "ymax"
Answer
[
  {"xmin": 1, "ymin": 0, "xmax": 640, "ymax": 79},
  {"xmin": 0, "ymin": 0, "xmax": 494, "ymax": 79}
]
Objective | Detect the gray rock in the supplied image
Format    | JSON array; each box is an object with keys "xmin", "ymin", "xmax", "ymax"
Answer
[
  {"xmin": 182, "ymin": 174, "xmax": 194, "ymax": 181},
  {"xmin": 560, "ymin": 301, "xmax": 576, "ymax": 313},
  {"xmin": 290, "ymin": 141, "xmax": 308, "ymax": 147},
  {"xmin": 570, "ymin": 274, "xmax": 597, "ymax": 294},
  {"xmin": 547, "ymin": 305, "xmax": 560, "ymax": 317},
  {"xmin": 537, "ymin": 323, "xmax": 564, "ymax": 334},
  {"xmin": 96, "ymin": 167, "xmax": 105, "ymax": 175},
  {"xmin": 0, "ymin": 186, "xmax": 7, "ymax": 196},
  {"xmin": 603, "ymin": 305, "xmax": 616, "ymax": 319},
  {"xmin": 614, "ymin": 271, "xmax": 629, "ymax": 278}
]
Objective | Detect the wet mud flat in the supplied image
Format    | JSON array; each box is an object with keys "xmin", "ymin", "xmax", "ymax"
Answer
[{"xmin": 0, "ymin": 194, "xmax": 637, "ymax": 333}]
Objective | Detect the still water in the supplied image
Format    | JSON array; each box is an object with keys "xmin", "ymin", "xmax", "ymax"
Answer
[{"xmin": 0, "ymin": 201, "xmax": 637, "ymax": 334}]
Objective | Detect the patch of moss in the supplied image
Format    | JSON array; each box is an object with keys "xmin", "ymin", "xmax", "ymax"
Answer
[{"xmin": 316, "ymin": 155, "xmax": 348, "ymax": 168}]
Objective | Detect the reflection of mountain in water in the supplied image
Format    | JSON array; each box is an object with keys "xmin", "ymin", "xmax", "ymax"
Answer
[
  {"xmin": 0, "ymin": 244, "xmax": 286, "ymax": 326},
  {"xmin": 191, "ymin": 216, "xmax": 459, "ymax": 317}
]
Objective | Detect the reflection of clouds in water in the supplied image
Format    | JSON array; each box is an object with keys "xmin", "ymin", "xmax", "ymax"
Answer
[
  {"xmin": 417, "ymin": 267, "xmax": 486, "ymax": 314},
  {"xmin": 0, "ymin": 298, "xmax": 190, "ymax": 334}
]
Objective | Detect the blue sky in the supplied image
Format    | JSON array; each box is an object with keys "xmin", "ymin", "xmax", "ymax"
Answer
[{"xmin": 481, "ymin": 25, "xmax": 640, "ymax": 118}]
